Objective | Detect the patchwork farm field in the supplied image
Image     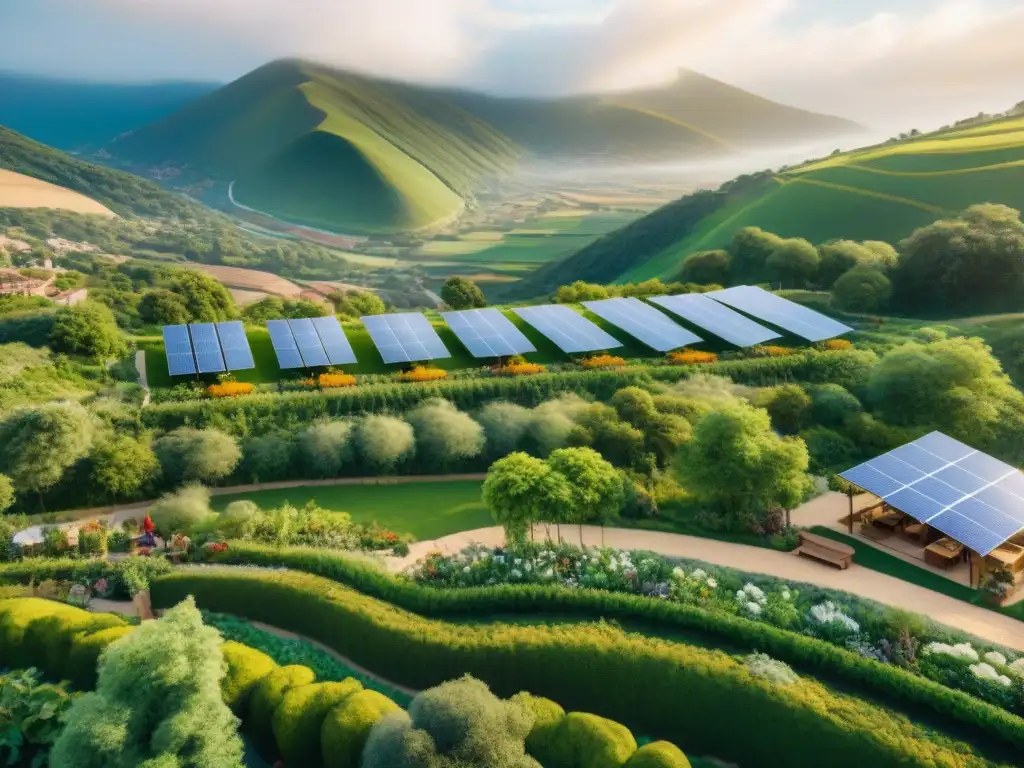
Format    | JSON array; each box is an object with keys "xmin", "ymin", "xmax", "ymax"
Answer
[{"xmin": 0, "ymin": 168, "xmax": 116, "ymax": 216}]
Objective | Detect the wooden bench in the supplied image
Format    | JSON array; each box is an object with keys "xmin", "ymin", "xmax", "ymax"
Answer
[{"xmin": 795, "ymin": 531, "xmax": 855, "ymax": 570}]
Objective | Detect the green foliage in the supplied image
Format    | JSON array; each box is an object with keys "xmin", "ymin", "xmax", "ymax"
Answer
[
  {"xmin": 166, "ymin": 270, "xmax": 236, "ymax": 323},
  {"xmin": 331, "ymin": 291, "xmax": 386, "ymax": 320},
  {"xmin": 440, "ymin": 276, "xmax": 487, "ymax": 310},
  {"xmin": 538, "ymin": 712, "xmax": 638, "ymax": 768},
  {"xmin": 818, "ymin": 240, "xmax": 898, "ymax": 287},
  {"xmin": 757, "ymin": 384, "xmax": 812, "ymax": 435},
  {"xmin": 49, "ymin": 301, "xmax": 126, "ymax": 361},
  {"xmin": 247, "ymin": 665, "xmax": 316, "ymax": 756},
  {"xmin": 547, "ymin": 447, "xmax": 625, "ymax": 532},
  {"xmin": 298, "ymin": 420, "xmax": 355, "ymax": 478},
  {"xmin": 833, "ymin": 266, "xmax": 892, "ymax": 312},
  {"xmin": 511, "ymin": 692, "xmax": 564, "ymax": 757},
  {"xmin": 353, "ymin": 415, "xmax": 415, "ymax": 472},
  {"xmin": 21, "ymin": 610, "xmax": 124, "ymax": 682},
  {"xmin": 241, "ymin": 297, "xmax": 326, "ymax": 322},
  {"xmin": 808, "ymin": 384, "xmax": 862, "ymax": 429},
  {"xmin": 153, "ymin": 427, "xmax": 241, "ymax": 485},
  {"xmin": 765, "ymin": 237, "xmax": 819, "ymax": 288},
  {"xmin": 625, "ymin": 741, "xmax": 692, "ymax": 768},
  {"xmin": 49, "ymin": 597, "xmax": 245, "ymax": 768},
  {"xmin": 88, "ymin": 435, "xmax": 159, "ymax": 500},
  {"xmin": 476, "ymin": 401, "xmax": 533, "ymax": 458},
  {"xmin": 217, "ymin": 501, "xmax": 261, "ymax": 540},
  {"xmin": 801, "ymin": 427, "xmax": 858, "ymax": 475},
  {"xmin": 678, "ymin": 250, "xmax": 731, "ymax": 284},
  {"xmin": 272, "ymin": 680, "xmax": 363, "ymax": 768},
  {"xmin": 554, "ymin": 281, "xmax": 610, "ymax": 303},
  {"xmin": 484, "ymin": 453, "xmax": 571, "ymax": 546},
  {"xmin": 68, "ymin": 627, "xmax": 136, "ymax": 691},
  {"xmin": 0, "ymin": 668, "xmax": 75, "ymax": 768},
  {"xmin": 568, "ymin": 404, "xmax": 647, "ymax": 470},
  {"xmin": 406, "ymin": 399, "xmax": 484, "ymax": 471},
  {"xmin": 730, "ymin": 226, "xmax": 783, "ymax": 283},
  {"xmin": 138, "ymin": 289, "xmax": 189, "ymax": 326},
  {"xmin": 321, "ymin": 689, "xmax": 401, "ymax": 768},
  {"xmin": 221, "ymin": 640, "xmax": 277, "ymax": 713},
  {"xmin": 0, "ymin": 403, "xmax": 94, "ymax": 496},
  {"xmin": 0, "ymin": 474, "xmax": 13, "ymax": 513},
  {"xmin": 147, "ymin": 485, "xmax": 214, "ymax": 536},
  {"xmin": 239, "ymin": 432, "xmax": 295, "ymax": 483}
]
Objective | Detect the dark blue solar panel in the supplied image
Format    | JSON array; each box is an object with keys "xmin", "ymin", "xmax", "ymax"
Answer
[
  {"xmin": 839, "ymin": 464, "xmax": 905, "ymax": 498},
  {"xmin": 362, "ymin": 313, "xmax": 451, "ymax": 364},
  {"xmin": 215, "ymin": 321, "xmax": 255, "ymax": 371},
  {"xmin": 996, "ymin": 472, "xmax": 1024, "ymax": 500},
  {"xmin": 189, "ymin": 323, "xmax": 225, "ymax": 373},
  {"xmin": 441, "ymin": 308, "xmax": 536, "ymax": 358},
  {"xmin": 311, "ymin": 316, "xmax": 358, "ymax": 366},
  {"xmin": 869, "ymin": 455, "xmax": 926, "ymax": 486},
  {"xmin": 267, "ymin": 320, "xmax": 305, "ymax": 370},
  {"xmin": 907, "ymin": 476, "xmax": 965, "ymax": 509},
  {"xmin": 953, "ymin": 496, "xmax": 1024, "ymax": 538},
  {"xmin": 162, "ymin": 325, "xmax": 196, "ymax": 376},
  {"xmin": 932, "ymin": 465, "xmax": 990, "ymax": 496},
  {"xmin": 956, "ymin": 450, "xmax": 1016, "ymax": 483},
  {"xmin": 884, "ymin": 487, "xmax": 947, "ymax": 523},
  {"xmin": 889, "ymin": 443, "xmax": 948, "ymax": 474},
  {"xmin": 973, "ymin": 485, "xmax": 1024, "ymax": 524},
  {"xmin": 288, "ymin": 318, "xmax": 330, "ymax": 368},
  {"xmin": 914, "ymin": 431, "xmax": 974, "ymax": 463},
  {"xmin": 927, "ymin": 510, "xmax": 1008, "ymax": 557}
]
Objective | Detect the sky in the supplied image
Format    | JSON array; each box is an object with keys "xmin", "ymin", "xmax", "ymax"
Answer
[{"xmin": 2, "ymin": 0, "xmax": 1022, "ymax": 131}]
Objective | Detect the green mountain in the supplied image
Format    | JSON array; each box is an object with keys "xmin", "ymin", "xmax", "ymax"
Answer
[
  {"xmin": 104, "ymin": 59, "xmax": 861, "ymax": 236},
  {"xmin": 506, "ymin": 113, "xmax": 1024, "ymax": 297}
]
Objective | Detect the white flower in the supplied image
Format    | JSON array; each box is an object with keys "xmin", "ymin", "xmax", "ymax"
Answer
[
  {"xmin": 970, "ymin": 663, "xmax": 1012, "ymax": 687},
  {"xmin": 923, "ymin": 642, "xmax": 979, "ymax": 662},
  {"xmin": 1009, "ymin": 658, "xmax": 1024, "ymax": 677},
  {"xmin": 691, "ymin": 569, "xmax": 707, "ymax": 581},
  {"xmin": 781, "ymin": 590, "xmax": 791, "ymax": 601},
  {"xmin": 984, "ymin": 651, "xmax": 1007, "ymax": 666},
  {"xmin": 672, "ymin": 567, "xmax": 685, "ymax": 579},
  {"xmin": 524, "ymin": 562, "xmax": 533, "ymax": 572},
  {"xmin": 495, "ymin": 555, "xmax": 505, "ymax": 564},
  {"xmin": 740, "ymin": 583, "xmax": 766, "ymax": 603},
  {"xmin": 543, "ymin": 568, "xmax": 554, "ymax": 579},
  {"xmin": 608, "ymin": 559, "xmax": 618, "ymax": 571},
  {"xmin": 462, "ymin": 566, "xmax": 471, "ymax": 573},
  {"xmin": 514, "ymin": 558, "xmax": 522, "ymax": 566},
  {"xmin": 510, "ymin": 568, "xmax": 522, "ymax": 579},
  {"xmin": 735, "ymin": 590, "xmax": 745, "ymax": 600},
  {"xmin": 706, "ymin": 577, "xmax": 718, "ymax": 589},
  {"xmin": 744, "ymin": 602, "xmax": 763, "ymax": 615},
  {"xmin": 807, "ymin": 602, "xmax": 859, "ymax": 634}
]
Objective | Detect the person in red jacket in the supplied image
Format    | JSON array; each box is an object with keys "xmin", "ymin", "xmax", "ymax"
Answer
[{"xmin": 139, "ymin": 514, "xmax": 157, "ymax": 548}]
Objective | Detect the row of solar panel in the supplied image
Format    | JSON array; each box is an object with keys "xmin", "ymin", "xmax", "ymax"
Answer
[
  {"xmin": 266, "ymin": 316, "xmax": 358, "ymax": 370},
  {"xmin": 162, "ymin": 322, "xmax": 255, "ymax": 376}
]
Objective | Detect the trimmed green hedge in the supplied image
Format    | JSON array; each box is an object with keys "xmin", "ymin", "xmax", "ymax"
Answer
[
  {"xmin": 626, "ymin": 742, "xmax": 692, "ymax": 768},
  {"xmin": 150, "ymin": 568, "xmax": 1005, "ymax": 768},
  {"xmin": 207, "ymin": 543, "xmax": 1024, "ymax": 753},
  {"xmin": 321, "ymin": 689, "xmax": 401, "ymax": 768},
  {"xmin": 540, "ymin": 712, "xmax": 638, "ymax": 768},
  {"xmin": 272, "ymin": 680, "xmax": 363, "ymax": 768},
  {"xmin": 221, "ymin": 641, "xmax": 277, "ymax": 713},
  {"xmin": 67, "ymin": 625, "xmax": 135, "ymax": 689},
  {"xmin": 248, "ymin": 664, "xmax": 316, "ymax": 755}
]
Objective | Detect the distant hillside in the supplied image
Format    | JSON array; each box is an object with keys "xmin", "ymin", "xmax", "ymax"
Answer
[
  {"xmin": 0, "ymin": 73, "xmax": 217, "ymax": 151},
  {"xmin": 506, "ymin": 113, "xmax": 1024, "ymax": 296},
  {"xmin": 0, "ymin": 168, "xmax": 115, "ymax": 217},
  {"xmin": 103, "ymin": 59, "xmax": 861, "ymax": 235}
]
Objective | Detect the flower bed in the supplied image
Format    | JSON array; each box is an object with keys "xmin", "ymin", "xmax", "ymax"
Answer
[
  {"xmin": 150, "ymin": 567, "xmax": 1005, "ymax": 768},
  {"xmin": 207, "ymin": 382, "xmax": 255, "ymax": 398},
  {"xmin": 822, "ymin": 339, "xmax": 853, "ymax": 351},
  {"xmin": 318, "ymin": 372, "xmax": 357, "ymax": 388},
  {"xmin": 492, "ymin": 362, "xmax": 546, "ymax": 376},
  {"xmin": 395, "ymin": 366, "xmax": 447, "ymax": 382},
  {"xmin": 580, "ymin": 354, "xmax": 627, "ymax": 369},
  {"xmin": 667, "ymin": 350, "xmax": 718, "ymax": 365}
]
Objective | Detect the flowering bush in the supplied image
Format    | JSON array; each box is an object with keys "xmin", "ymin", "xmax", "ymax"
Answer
[
  {"xmin": 668, "ymin": 349, "xmax": 718, "ymax": 365},
  {"xmin": 396, "ymin": 366, "xmax": 447, "ymax": 382},
  {"xmin": 750, "ymin": 345, "xmax": 795, "ymax": 357},
  {"xmin": 806, "ymin": 601, "xmax": 860, "ymax": 643},
  {"xmin": 318, "ymin": 372, "xmax": 357, "ymax": 388},
  {"xmin": 822, "ymin": 339, "xmax": 853, "ymax": 351},
  {"xmin": 492, "ymin": 362, "xmax": 546, "ymax": 376},
  {"xmin": 744, "ymin": 652, "xmax": 799, "ymax": 686},
  {"xmin": 207, "ymin": 382, "xmax": 255, "ymax": 398},
  {"xmin": 204, "ymin": 541, "xmax": 229, "ymax": 554},
  {"xmin": 970, "ymin": 663, "xmax": 1012, "ymax": 687},
  {"xmin": 923, "ymin": 642, "xmax": 979, "ymax": 662},
  {"xmin": 580, "ymin": 354, "xmax": 626, "ymax": 369}
]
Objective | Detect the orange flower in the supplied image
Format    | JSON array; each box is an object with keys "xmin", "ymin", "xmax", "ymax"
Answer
[
  {"xmin": 757, "ymin": 345, "xmax": 795, "ymax": 357},
  {"xmin": 318, "ymin": 372, "xmax": 357, "ymax": 388},
  {"xmin": 396, "ymin": 366, "xmax": 448, "ymax": 382},
  {"xmin": 493, "ymin": 362, "xmax": 546, "ymax": 376},
  {"xmin": 207, "ymin": 382, "xmax": 255, "ymax": 398},
  {"xmin": 668, "ymin": 349, "xmax": 718, "ymax": 365},
  {"xmin": 581, "ymin": 354, "xmax": 626, "ymax": 369},
  {"xmin": 823, "ymin": 338, "xmax": 853, "ymax": 351}
]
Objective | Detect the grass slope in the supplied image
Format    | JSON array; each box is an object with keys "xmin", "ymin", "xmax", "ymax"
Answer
[{"xmin": 523, "ymin": 113, "xmax": 1024, "ymax": 292}]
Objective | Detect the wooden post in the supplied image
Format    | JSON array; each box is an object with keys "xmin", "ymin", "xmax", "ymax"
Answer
[
  {"xmin": 968, "ymin": 550, "xmax": 981, "ymax": 589},
  {"xmin": 847, "ymin": 490, "xmax": 854, "ymax": 534}
]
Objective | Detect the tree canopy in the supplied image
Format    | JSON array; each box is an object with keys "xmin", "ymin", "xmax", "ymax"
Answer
[
  {"xmin": 407, "ymin": 399, "xmax": 485, "ymax": 470},
  {"xmin": 298, "ymin": 420, "xmax": 355, "ymax": 478},
  {"xmin": 547, "ymin": 446, "xmax": 625, "ymax": 534},
  {"xmin": 331, "ymin": 290, "xmax": 387, "ymax": 319},
  {"xmin": 50, "ymin": 301, "xmax": 127, "ymax": 360},
  {"xmin": 679, "ymin": 250, "xmax": 731, "ymax": 285},
  {"xmin": 89, "ymin": 435, "xmax": 159, "ymax": 499},
  {"xmin": 0, "ymin": 403, "xmax": 94, "ymax": 497},
  {"xmin": 765, "ymin": 237, "xmax": 819, "ymax": 288},
  {"xmin": 833, "ymin": 266, "xmax": 892, "ymax": 313},
  {"xmin": 484, "ymin": 452, "xmax": 571, "ymax": 546},
  {"xmin": 440, "ymin": 276, "xmax": 487, "ymax": 310},
  {"xmin": 0, "ymin": 473, "xmax": 13, "ymax": 513},
  {"xmin": 153, "ymin": 427, "xmax": 241, "ymax": 486},
  {"xmin": 354, "ymin": 415, "xmax": 415, "ymax": 471},
  {"xmin": 817, "ymin": 240, "xmax": 897, "ymax": 287}
]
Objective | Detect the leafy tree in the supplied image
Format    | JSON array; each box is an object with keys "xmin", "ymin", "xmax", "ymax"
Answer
[
  {"xmin": 729, "ymin": 227, "xmax": 783, "ymax": 282},
  {"xmin": 679, "ymin": 249, "xmax": 731, "ymax": 285},
  {"xmin": 893, "ymin": 204, "xmax": 1024, "ymax": 313},
  {"xmin": 0, "ymin": 403, "xmax": 94, "ymax": 501},
  {"xmin": 801, "ymin": 426, "xmax": 857, "ymax": 474},
  {"xmin": 49, "ymin": 597, "xmax": 245, "ymax": 768},
  {"xmin": 833, "ymin": 266, "xmax": 892, "ymax": 312},
  {"xmin": 242, "ymin": 297, "xmax": 327, "ymax": 322},
  {"xmin": 440, "ymin": 276, "xmax": 487, "ymax": 310},
  {"xmin": 484, "ymin": 452, "xmax": 571, "ymax": 546},
  {"xmin": 138, "ymin": 289, "xmax": 189, "ymax": 325},
  {"xmin": 756, "ymin": 384, "xmax": 812, "ymax": 434},
  {"xmin": 677, "ymin": 402, "xmax": 811, "ymax": 529},
  {"xmin": 610, "ymin": 387, "xmax": 659, "ymax": 426},
  {"xmin": 765, "ymin": 238, "xmax": 819, "ymax": 288},
  {"xmin": 331, "ymin": 290, "xmax": 387, "ymax": 319},
  {"xmin": 525, "ymin": 396, "xmax": 589, "ymax": 456},
  {"xmin": 361, "ymin": 676, "xmax": 538, "ymax": 768},
  {"xmin": 477, "ymin": 401, "xmax": 533, "ymax": 459},
  {"xmin": 169, "ymin": 270, "xmax": 235, "ymax": 321},
  {"xmin": 808, "ymin": 384, "xmax": 862, "ymax": 429},
  {"xmin": 89, "ymin": 435, "xmax": 159, "ymax": 499},
  {"xmin": 817, "ymin": 240, "xmax": 898, "ymax": 287},
  {"xmin": 153, "ymin": 427, "xmax": 241, "ymax": 486},
  {"xmin": 298, "ymin": 420, "xmax": 355, "ymax": 478},
  {"xmin": 241, "ymin": 432, "xmax": 295, "ymax": 483},
  {"xmin": 547, "ymin": 447, "xmax": 625, "ymax": 545},
  {"xmin": 354, "ymin": 415, "xmax": 415, "ymax": 472},
  {"xmin": 0, "ymin": 473, "xmax": 13, "ymax": 513},
  {"xmin": 50, "ymin": 301, "xmax": 127, "ymax": 360},
  {"xmin": 148, "ymin": 485, "xmax": 213, "ymax": 535},
  {"xmin": 554, "ymin": 281, "xmax": 609, "ymax": 304},
  {"xmin": 407, "ymin": 399, "xmax": 484, "ymax": 470},
  {"xmin": 610, "ymin": 387, "xmax": 690, "ymax": 466},
  {"xmin": 568, "ymin": 404, "xmax": 648, "ymax": 469}
]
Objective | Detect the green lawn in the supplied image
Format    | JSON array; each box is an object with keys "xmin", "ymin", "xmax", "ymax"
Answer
[{"xmin": 211, "ymin": 480, "xmax": 491, "ymax": 540}]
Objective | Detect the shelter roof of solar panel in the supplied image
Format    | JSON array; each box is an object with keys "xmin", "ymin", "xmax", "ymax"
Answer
[
  {"xmin": 512, "ymin": 304, "xmax": 622, "ymax": 354},
  {"xmin": 188, "ymin": 323, "xmax": 225, "ymax": 374},
  {"xmin": 441, "ymin": 308, "xmax": 536, "ymax": 358},
  {"xmin": 649, "ymin": 293, "xmax": 782, "ymax": 347},
  {"xmin": 162, "ymin": 325, "xmax": 195, "ymax": 376},
  {"xmin": 266, "ymin": 319, "xmax": 304, "ymax": 370},
  {"xmin": 288, "ymin": 318, "xmax": 330, "ymax": 367},
  {"xmin": 362, "ymin": 312, "xmax": 451, "ymax": 364},
  {"xmin": 839, "ymin": 431, "xmax": 1024, "ymax": 556},
  {"xmin": 311, "ymin": 315, "xmax": 357, "ymax": 365},
  {"xmin": 215, "ymin": 321, "xmax": 255, "ymax": 371},
  {"xmin": 707, "ymin": 285, "xmax": 852, "ymax": 342},
  {"xmin": 582, "ymin": 297, "xmax": 701, "ymax": 352}
]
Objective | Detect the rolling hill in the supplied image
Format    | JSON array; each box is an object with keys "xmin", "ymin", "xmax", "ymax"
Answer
[
  {"xmin": 505, "ymin": 113, "xmax": 1024, "ymax": 297},
  {"xmin": 103, "ymin": 59, "xmax": 861, "ymax": 236}
]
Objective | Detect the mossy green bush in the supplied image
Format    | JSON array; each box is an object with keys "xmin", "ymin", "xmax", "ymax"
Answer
[
  {"xmin": 321, "ymin": 689, "xmax": 401, "ymax": 768},
  {"xmin": 221, "ymin": 640, "xmax": 277, "ymax": 713},
  {"xmin": 272, "ymin": 679, "xmax": 363, "ymax": 768},
  {"xmin": 152, "ymin": 568, "xmax": 1010, "ymax": 768},
  {"xmin": 67, "ymin": 625, "xmax": 136, "ymax": 690},
  {"xmin": 0, "ymin": 598, "xmax": 90, "ymax": 670},
  {"xmin": 625, "ymin": 742, "xmax": 692, "ymax": 768},
  {"xmin": 540, "ymin": 712, "xmax": 637, "ymax": 768},
  {"xmin": 512, "ymin": 692, "xmax": 565, "ymax": 757},
  {"xmin": 247, "ymin": 664, "xmax": 316, "ymax": 756}
]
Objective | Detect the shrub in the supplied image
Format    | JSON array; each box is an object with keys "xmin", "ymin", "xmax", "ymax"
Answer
[
  {"xmin": 823, "ymin": 339, "xmax": 853, "ymax": 351},
  {"xmin": 22, "ymin": 610, "xmax": 125, "ymax": 681},
  {"xmin": 208, "ymin": 382, "xmax": 255, "ymax": 398},
  {"xmin": 0, "ymin": 597, "xmax": 90, "ymax": 670},
  {"xmin": 321, "ymin": 689, "xmax": 402, "ymax": 768},
  {"xmin": 153, "ymin": 426, "xmax": 241, "ymax": 485},
  {"xmin": 68, "ymin": 626, "xmax": 136, "ymax": 690},
  {"xmin": 222, "ymin": 640, "xmax": 278, "ymax": 713},
  {"xmin": 512, "ymin": 692, "xmax": 565, "ymax": 757},
  {"xmin": 407, "ymin": 398, "xmax": 485, "ymax": 470},
  {"xmin": 668, "ymin": 350, "xmax": 718, "ymax": 365},
  {"xmin": 273, "ymin": 679, "xmax": 363, "ymax": 768},
  {"xmin": 247, "ymin": 664, "xmax": 316, "ymax": 755},
  {"xmin": 539, "ymin": 712, "xmax": 637, "ymax": 768},
  {"xmin": 218, "ymin": 500, "xmax": 262, "ymax": 540},
  {"xmin": 396, "ymin": 366, "xmax": 447, "ymax": 382},
  {"xmin": 0, "ymin": 668, "xmax": 76, "ymax": 768},
  {"xmin": 298, "ymin": 420, "xmax": 355, "ymax": 478},
  {"xmin": 494, "ymin": 362, "xmax": 547, "ymax": 376},
  {"xmin": 319, "ymin": 373, "xmax": 357, "ymax": 388},
  {"xmin": 148, "ymin": 484, "xmax": 213, "ymax": 535},
  {"xmin": 625, "ymin": 741, "xmax": 692, "ymax": 768},
  {"xmin": 581, "ymin": 355, "xmax": 626, "ymax": 369},
  {"xmin": 753, "ymin": 346, "xmax": 796, "ymax": 357},
  {"xmin": 354, "ymin": 415, "xmax": 415, "ymax": 472},
  {"xmin": 745, "ymin": 652, "xmax": 800, "ymax": 686}
]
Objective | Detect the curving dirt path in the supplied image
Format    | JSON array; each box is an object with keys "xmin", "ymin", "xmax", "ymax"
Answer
[{"xmin": 392, "ymin": 523, "xmax": 1024, "ymax": 651}]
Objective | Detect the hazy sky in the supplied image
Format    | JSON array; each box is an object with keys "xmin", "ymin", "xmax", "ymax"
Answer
[{"xmin": 2, "ymin": 0, "xmax": 1022, "ymax": 131}]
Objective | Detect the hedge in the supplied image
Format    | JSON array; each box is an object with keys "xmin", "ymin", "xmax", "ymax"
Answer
[
  {"xmin": 221, "ymin": 640, "xmax": 277, "ymax": 713},
  {"xmin": 513, "ymin": 692, "xmax": 565, "ymax": 758},
  {"xmin": 541, "ymin": 712, "xmax": 638, "ymax": 768},
  {"xmin": 22, "ymin": 610, "xmax": 125, "ymax": 681},
  {"xmin": 626, "ymin": 742, "xmax": 692, "ymax": 768},
  {"xmin": 321, "ymin": 689, "xmax": 401, "ymax": 768},
  {"xmin": 67, "ymin": 625, "xmax": 135, "ymax": 689},
  {"xmin": 207, "ymin": 542, "xmax": 1024, "ymax": 753},
  {"xmin": 247, "ymin": 664, "xmax": 316, "ymax": 755},
  {"xmin": 272, "ymin": 680, "xmax": 363, "ymax": 768},
  {"xmin": 0, "ymin": 557, "xmax": 171, "ymax": 600},
  {"xmin": 150, "ymin": 568, "xmax": 1006, "ymax": 768}
]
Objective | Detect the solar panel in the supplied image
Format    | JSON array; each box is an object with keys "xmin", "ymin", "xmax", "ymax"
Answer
[
  {"xmin": 162, "ymin": 325, "xmax": 196, "ymax": 376},
  {"xmin": 707, "ymin": 285, "xmax": 853, "ymax": 342},
  {"xmin": 311, "ymin": 315, "xmax": 358, "ymax": 366},
  {"xmin": 266, "ymin": 320, "xmax": 304, "ymax": 370},
  {"xmin": 188, "ymin": 323, "xmax": 225, "ymax": 374},
  {"xmin": 362, "ymin": 313, "xmax": 451, "ymax": 364},
  {"xmin": 581, "ymin": 298, "xmax": 701, "ymax": 352},
  {"xmin": 288, "ymin": 318, "xmax": 330, "ymax": 368},
  {"xmin": 512, "ymin": 305, "xmax": 623, "ymax": 354},
  {"xmin": 839, "ymin": 431, "xmax": 1024, "ymax": 555},
  {"xmin": 649, "ymin": 293, "xmax": 782, "ymax": 347},
  {"xmin": 215, "ymin": 321, "xmax": 255, "ymax": 371},
  {"xmin": 441, "ymin": 308, "xmax": 536, "ymax": 358}
]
